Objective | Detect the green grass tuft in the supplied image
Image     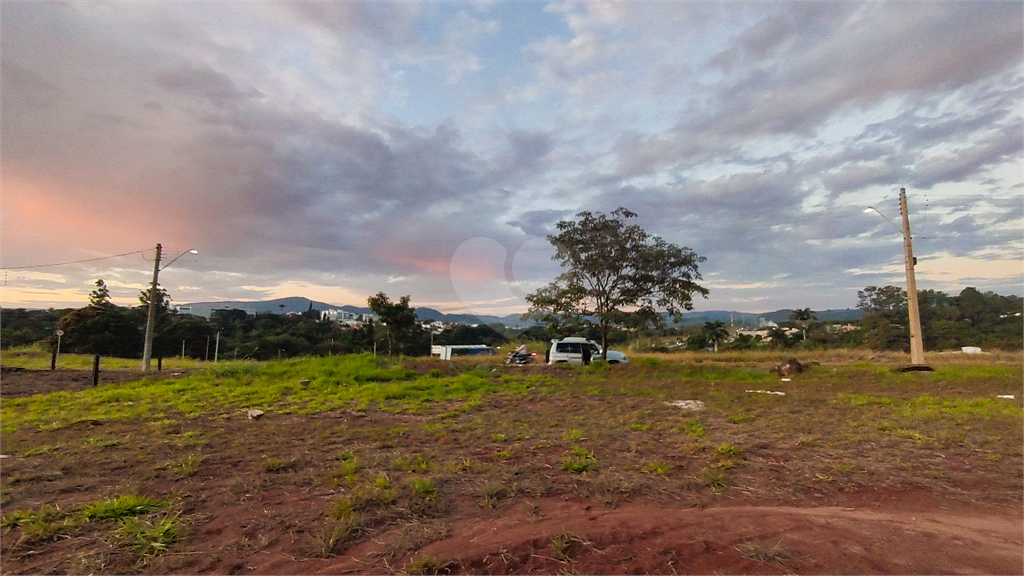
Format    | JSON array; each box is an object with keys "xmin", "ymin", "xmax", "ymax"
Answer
[
  {"xmin": 117, "ymin": 513, "xmax": 185, "ymax": 556},
  {"xmin": 80, "ymin": 495, "xmax": 165, "ymax": 522}
]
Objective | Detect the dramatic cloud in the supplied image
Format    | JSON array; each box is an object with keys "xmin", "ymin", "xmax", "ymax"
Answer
[{"xmin": 2, "ymin": 1, "xmax": 1020, "ymax": 314}]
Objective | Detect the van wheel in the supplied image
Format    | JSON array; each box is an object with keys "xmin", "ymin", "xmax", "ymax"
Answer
[
  {"xmin": 608, "ymin": 360, "xmax": 619, "ymax": 364},
  {"xmin": 555, "ymin": 360, "xmax": 568, "ymax": 364}
]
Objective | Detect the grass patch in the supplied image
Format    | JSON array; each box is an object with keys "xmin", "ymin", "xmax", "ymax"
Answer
[
  {"xmin": 563, "ymin": 428, "xmax": 585, "ymax": 442},
  {"xmin": 679, "ymin": 421, "xmax": 706, "ymax": 438},
  {"xmin": 117, "ymin": 513, "xmax": 186, "ymax": 556},
  {"xmin": 21, "ymin": 444, "xmax": 63, "ymax": 457},
  {"xmin": 715, "ymin": 443, "xmax": 741, "ymax": 458},
  {"xmin": 173, "ymin": 454, "xmax": 203, "ymax": 477},
  {"xmin": 1, "ymin": 504, "xmax": 74, "ymax": 542},
  {"xmin": 641, "ymin": 461, "xmax": 673, "ymax": 475},
  {"xmin": 704, "ymin": 468, "xmax": 725, "ymax": 488},
  {"xmin": 406, "ymin": 478, "xmax": 439, "ymax": 500},
  {"xmin": 81, "ymin": 495, "xmax": 165, "ymax": 521},
  {"xmin": 393, "ymin": 455, "xmax": 436, "ymax": 474},
  {"xmin": 402, "ymin": 555, "xmax": 455, "ymax": 575},
  {"xmin": 736, "ymin": 539, "xmax": 789, "ymax": 564},
  {"xmin": 561, "ymin": 446, "xmax": 598, "ymax": 474},
  {"xmin": 262, "ymin": 457, "xmax": 296, "ymax": 473}
]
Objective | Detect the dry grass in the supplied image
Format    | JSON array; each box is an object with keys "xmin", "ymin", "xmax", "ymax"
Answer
[{"xmin": 736, "ymin": 539, "xmax": 790, "ymax": 564}]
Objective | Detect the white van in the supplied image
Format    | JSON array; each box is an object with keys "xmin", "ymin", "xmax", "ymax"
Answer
[{"xmin": 547, "ymin": 337, "xmax": 628, "ymax": 365}]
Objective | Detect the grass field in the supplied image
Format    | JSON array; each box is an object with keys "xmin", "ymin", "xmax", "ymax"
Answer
[{"xmin": 1, "ymin": 348, "xmax": 1021, "ymax": 574}]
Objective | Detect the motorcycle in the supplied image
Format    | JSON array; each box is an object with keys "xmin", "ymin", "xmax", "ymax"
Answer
[{"xmin": 503, "ymin": 351, "xmax": 536, "ymax": 366}]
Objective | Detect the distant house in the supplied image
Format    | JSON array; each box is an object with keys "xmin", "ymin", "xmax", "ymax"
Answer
[
  {"xmin": 321, "ymin": 309, "xmax": 377, "ymax": 327},
  {"xmin": 418, "ymin": 319, "xmax": 453, "ymax": 334}
]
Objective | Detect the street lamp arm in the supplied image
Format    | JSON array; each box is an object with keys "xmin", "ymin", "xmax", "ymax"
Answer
[
  {"xmin": 863, "ymin": 207, "xmax": 903, "ymax": 235},
  {"xmin": 160, "ymin": 249, "xmax": 199, "ymax": 271}
]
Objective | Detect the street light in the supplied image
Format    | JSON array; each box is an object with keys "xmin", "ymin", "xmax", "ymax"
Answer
[
  {"xmin": 864, "ymin": 189, "xmax": 928, "ymax": 368},
  {"xmin": 142, "ymin": 246, "xmax": 198, "ymax": 370},
  {"xmin": 863, "ymin": 207, "xmax": 902, "ymax": 234}
]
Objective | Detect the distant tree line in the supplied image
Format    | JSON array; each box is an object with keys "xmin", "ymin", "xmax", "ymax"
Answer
[
  {"xmin": 2, "ymin": 282, "xmax": 1019, "ymax": 359},
  {"xmin": 852, "ymin": 285, "xmax": 1022, "ymax": 352},
  {"xmin": 632, "ymin": 287, "xmax": 1021, "ymax": 353},
  {"xmin": 0, "ymin": 284, "xmax": 520, "ymax": 361}
]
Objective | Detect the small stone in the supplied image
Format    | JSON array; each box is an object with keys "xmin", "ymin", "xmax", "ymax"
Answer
[
  {"xmin": 247, "ymin": 409, "xmax": 264, "ymax": 420},
  {"xmin": 299, "ymin": 379, "xmax": 310, "ymax": 386}
]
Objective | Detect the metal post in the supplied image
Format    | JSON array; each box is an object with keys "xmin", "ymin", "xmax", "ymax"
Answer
[
  {"xmin": 181, "ymin": 340, "xmax": 186, "ymax": 358},
  {"xmin": 142, "ymin": 243, "xmax": 162, "ymax": 370},
  {"xmin": 52, "ymin": 330, "xmax": 63, "ymax": 369},
  {"xmin": 214, "ymin": 331, "xmax": 220, "ymax": 362},
  {"xmin": 899, "ymin": 189, "xmax": 926, "ymax": 366}
]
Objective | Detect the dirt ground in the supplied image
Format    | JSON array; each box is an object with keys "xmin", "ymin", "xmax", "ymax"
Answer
[
  {"xmin": 0, "ymin": 367, "xmax": 192, "ymax": 399},
  {"xmin": 1, "ymin": 367, "xmax": 1021, "ymax": 575}
]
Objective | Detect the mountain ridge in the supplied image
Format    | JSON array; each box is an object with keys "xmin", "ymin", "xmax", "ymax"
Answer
[{"xmin": 181, "ymin": 297, "xmax": 863, "ymax": 326}]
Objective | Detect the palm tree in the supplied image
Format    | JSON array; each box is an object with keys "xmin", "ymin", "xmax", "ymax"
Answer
[
  {"xmin": 702, "ymin": 321, "xmax": 729, "ymax": 352},
  {"xmin": 788, "ymin": 308, "xmax": 817, "ymax": 341}
]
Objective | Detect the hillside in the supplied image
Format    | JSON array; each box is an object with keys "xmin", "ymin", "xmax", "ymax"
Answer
[{"xmin": 181, "ymin": 297, "xmax": 862, "ymax": 327}]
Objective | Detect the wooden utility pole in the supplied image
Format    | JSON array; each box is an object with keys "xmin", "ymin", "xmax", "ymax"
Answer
[
  {"xmin": 142, "ymin": 243, "xmax": 162, "ymax": 370},
  {"xmin": 899, "ymin": 189, "xmax": 926, "ymax": 366}
]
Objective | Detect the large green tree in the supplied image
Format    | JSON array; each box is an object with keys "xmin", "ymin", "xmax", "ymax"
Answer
[
  {"xmin": 367, "ymin": 293, "xmax": 422, "ymax": 357},
  {"xmin": 857, "ymin": 286, "xmax": 907, "ymax": 323},
  {"xmin": 56, "ymin": 279, "xmax": 142, "ymax": 357},
  {"xmin": 525, "ymin": 208, "xmax": 708, "ymax": 359}
]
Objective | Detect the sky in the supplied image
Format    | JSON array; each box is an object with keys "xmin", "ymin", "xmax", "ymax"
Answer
[{"xmin": 2, "ymin": 1, "xmax": 1022, "ymax": 316}]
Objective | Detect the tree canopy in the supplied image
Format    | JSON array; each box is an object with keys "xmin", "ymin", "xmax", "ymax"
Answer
[
  {"xmin": 788, "ymin": 307, "xmax": 817, "ymax": 340},
  {"xmin": 525, "ymin": 208, "xmax": 708, "ymax": 358},
  {"xmin": 367, "ymin": 292, "xmax": 425, "ymax": 357},
  {"xmin": 701, "ymin": 321, "xmax": 729, "ymax": 352}
]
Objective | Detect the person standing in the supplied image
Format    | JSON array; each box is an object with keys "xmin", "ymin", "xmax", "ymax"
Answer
[{"xmin": 581, "ymin": 344, "xmax": 592, "ymax": 366}]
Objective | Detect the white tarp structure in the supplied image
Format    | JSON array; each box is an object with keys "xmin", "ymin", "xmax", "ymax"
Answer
[{"xmin": 431, "ymin": 345, "xmax": 493, "ymax": 360}]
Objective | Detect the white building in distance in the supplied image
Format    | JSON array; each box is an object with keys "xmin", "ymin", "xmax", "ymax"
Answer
[{"xmin": 321, "ymin": 309, "xmax": 378, "ymax": 327}]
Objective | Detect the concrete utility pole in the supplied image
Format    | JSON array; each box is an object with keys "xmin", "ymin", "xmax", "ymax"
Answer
[
  {"xmin": 899, "ymin": 188, "xmax": 926, "ymax": 366},
  {"xmin": 142, "ymin": 243, "xmax": 162, "ymax": 371}
]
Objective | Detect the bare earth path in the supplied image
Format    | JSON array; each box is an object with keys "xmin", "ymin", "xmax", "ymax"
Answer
[{"xmin": 158, "ymin": 488, "xmax": 1021, "ymax": 575}]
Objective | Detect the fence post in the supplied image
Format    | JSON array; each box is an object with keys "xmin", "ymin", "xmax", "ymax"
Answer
[
  {"xmin": 93, "ymin": 355, "xmax": 100, "ymax": 387},
  {"xmin": 157, "ymin": 356, "xmax": 163, "ymax": 371}
]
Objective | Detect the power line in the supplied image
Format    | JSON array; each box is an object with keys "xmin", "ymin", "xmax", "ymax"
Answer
[{"xmin": 0, "ymin": 249, "xmax": 148, "ymax": 271}]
